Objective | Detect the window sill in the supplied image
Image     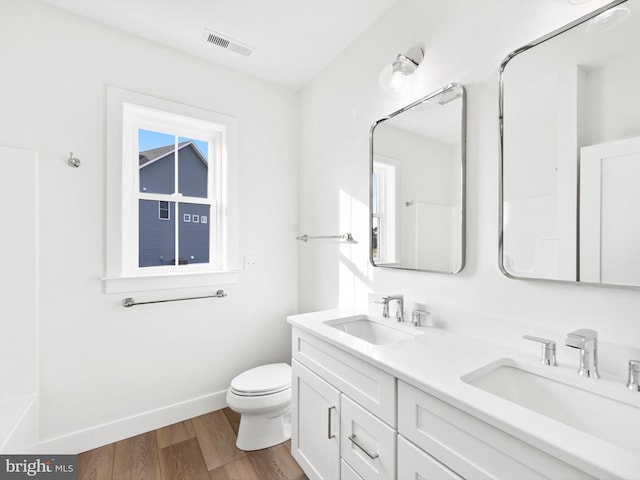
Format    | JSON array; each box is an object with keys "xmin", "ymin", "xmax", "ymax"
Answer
[{"xmin": 102, "ymin": 270, "xmax": 240, "ymax": 294}]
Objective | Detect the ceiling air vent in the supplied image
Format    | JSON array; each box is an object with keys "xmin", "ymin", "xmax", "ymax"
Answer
[{"xmin": 202, "ymin": 29, "xmax": 254, "ymax": 56}]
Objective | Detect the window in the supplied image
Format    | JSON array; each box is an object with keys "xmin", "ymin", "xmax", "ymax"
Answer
[
  {"xmin": 105, "ymin": 87, "xmax": 239, "ymax": 293},
  {"xmin": 159, "ymin": 201, "xmax": 170, "ymax": 220},
  {"xmin": 372, "ymin": 157, "xmax": 398, "ymax": 264},
  {"xmin": 130, "ymin": 110, "xmax": 218, "ymax": 271}
]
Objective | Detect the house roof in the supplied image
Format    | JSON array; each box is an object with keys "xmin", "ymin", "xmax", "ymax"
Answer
[{"xmin": 139, "ymin": 141, "xmax": 208, "ymax": 168}]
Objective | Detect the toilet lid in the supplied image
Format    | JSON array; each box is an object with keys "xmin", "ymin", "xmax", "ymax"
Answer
[{"xmin": 230, "ymin": 363, "xmax": 291, "ymax": 396}]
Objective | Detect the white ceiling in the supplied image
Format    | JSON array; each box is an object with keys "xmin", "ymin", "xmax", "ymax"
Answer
[{"xmin": 37, "ymin": 0, "xmax": 400, "ymax": 90}]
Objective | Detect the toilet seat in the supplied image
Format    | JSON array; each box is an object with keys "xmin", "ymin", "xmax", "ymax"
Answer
[{"xmin": 230, "ymin": 363, "xmax": 291, "ymax": 397}]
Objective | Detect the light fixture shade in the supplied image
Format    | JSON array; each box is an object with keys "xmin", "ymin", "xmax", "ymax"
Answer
[
  {"xmin": 378, "ymin": 63, "xmax": 407, "ymax": 99},
  {"xmin": 378, "ymin": 46, "xmax": 424, "ymax": 99}
]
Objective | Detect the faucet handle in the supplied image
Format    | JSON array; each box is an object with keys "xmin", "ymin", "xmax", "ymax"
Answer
[
  {"xmin": 627, "ymin": 360, "xmax": 640, "ymax": 392},
  {"xmin": 523, "ymin": 335, "xmax": 558, "ymax": 366},
  {"xmin": 375, "ymin": 296, "xmax": 390, "ymax": 317},
  {"xmin": 411, "ymin": 309, "xmax": 429, "ymax": 327}
]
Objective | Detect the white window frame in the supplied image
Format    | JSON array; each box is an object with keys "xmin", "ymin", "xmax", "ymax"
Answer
[
  {"xmin": 104, "ymin": 86, "xmax": 239, "ymax": 293},
  {"xmin": 373, "ymin": 156, "xmax": 398, "ymax": 265}
]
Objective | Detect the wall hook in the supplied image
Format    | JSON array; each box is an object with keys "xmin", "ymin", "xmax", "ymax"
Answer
[{"xmin": 68, "ymin": 152, "xmax": 80, "ymax": 168}]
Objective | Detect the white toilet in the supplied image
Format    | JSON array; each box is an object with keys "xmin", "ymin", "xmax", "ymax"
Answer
[{"xmin": 226, "ymin": 362, "xmax": 292, "ymax": 451}]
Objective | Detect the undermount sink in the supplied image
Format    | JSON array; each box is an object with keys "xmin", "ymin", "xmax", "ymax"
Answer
[
  {"xmin": 462, "ymin": 359, "xmax": 640, "ymax": 452},
  {"xmin": 325, "ymin": 315, "xmax": 422, "ymax": 345}
]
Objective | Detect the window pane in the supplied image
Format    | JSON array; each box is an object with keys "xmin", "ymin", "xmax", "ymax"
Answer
[
  {"xmin": 179, "ymin": 203, "xmax": 210, "ymax": 264},
  {"xmin": 139, "ymin": 129, "xmax": 175, "ymax": 194},
  {"xmin": 372, "ymin": 216, "xmax": 380, "ymax": 259},
  {"xmin": 372, "ymin": 172, "xmax": 379, "ymax": 214},
  {"xmin": 139, "ymin": 200, "xmax": 175, "ymax": 267},
  {"xmin": 177, "ymin": 137, "xmax": 208, "ymax": 198}
]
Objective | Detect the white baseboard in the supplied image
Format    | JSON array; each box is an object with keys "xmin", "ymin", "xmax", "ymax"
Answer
[
  {"xmin": 34, "ymin": 390, "xmax": 228, "ymax": 454},
  {"xmin": 0, "ymin": 394, "xmax": 39, "ymax": 453}
]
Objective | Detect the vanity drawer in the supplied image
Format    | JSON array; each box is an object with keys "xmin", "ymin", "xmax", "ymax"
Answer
[
  {"xmin": 397, "ymin": 435, "xmax": 463, "ymax": 480},
  {"xmin": 341, "ymin": 459, "xmax": 364, "ymax": 480},
  {"xmin": 398, "ymin": 381, "xmax": 596, "ymax": 480},
  {"xmin": 292, "ymin": 328, "xmax": 396, "ymax": 426},
  {"xmin": 340, "ymin": 394, "xmax": 396, "ymax": 480}
]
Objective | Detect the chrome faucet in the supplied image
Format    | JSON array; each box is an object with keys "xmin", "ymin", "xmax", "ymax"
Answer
[
  {"xmin": 387, "ymin": 295, "xmax": 404, "ymax": 322},
  {"xmin": 565, "ymin": 329, "xmax": 600, "ymax": 379},
  {"xmin": 377, "ymin": 295, "xmax": 404, "ymax": 322},
  {"xmin": 627, "ymin": 360, "xmax": 640, "ymax": 392}
]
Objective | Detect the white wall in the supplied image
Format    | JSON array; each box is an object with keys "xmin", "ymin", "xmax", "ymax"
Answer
[
  {"xmin": 298, "ymin": 0, "xmax": 640, "ymax": 349},
  {"xmin": 584, "ymin": 53, "xmax": 640, "ymax": 145},
  {"xmin": 0, "ymin": 148, "xmax": 38, "ymax": 403},
  {"xmin": 0, "ymin": 0, "xmax": 298, "ymax": 451}
]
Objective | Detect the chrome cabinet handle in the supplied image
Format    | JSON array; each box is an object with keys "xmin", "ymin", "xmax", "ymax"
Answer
[
  {"xmin": 348, "ymin": 434, "xmax": 379, "ymax": 459},
  {"xmin": 327, "ymin": 406, "xmax": 336, "ymax": 439}
]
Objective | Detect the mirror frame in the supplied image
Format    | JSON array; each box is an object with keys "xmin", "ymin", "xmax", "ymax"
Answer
[
  {"xmin": 369, "ymin": 82, "xmax": 467, "ymax": 273},
  {"xmin": 498, "ymin": 0, "xmax": 633, "ymax": 287}
]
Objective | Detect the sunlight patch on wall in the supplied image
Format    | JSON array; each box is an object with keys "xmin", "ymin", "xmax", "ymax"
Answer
[{"xmin": 338, "ymin": 189, "xmax": 372, "ymax": 307}]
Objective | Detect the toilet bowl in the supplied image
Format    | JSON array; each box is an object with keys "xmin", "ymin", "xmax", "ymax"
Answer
[{"xmin": 226, "ymin": 363, "xmax": 292, "ymax": 451}]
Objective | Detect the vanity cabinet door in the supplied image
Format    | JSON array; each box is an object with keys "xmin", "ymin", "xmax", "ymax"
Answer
[
  {"xmin": 292, "ymin": 360, "xmax": 340, "ymax": 480},
  {"xmin": 397, "ymin": 435, "xmax": 463, "ymax": 480},
  {"xmin": 340, "ymin": 395, "xmax": 395, "ymax": 480}
]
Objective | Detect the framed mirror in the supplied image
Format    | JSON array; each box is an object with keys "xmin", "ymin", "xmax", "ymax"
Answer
[
  {"xmin": 500, "ymin": 0, "xmax": 640, "ymax": 288},
  {"xmin": 370, "ymin": 83, "xmax": 466, "ymax": 273}
]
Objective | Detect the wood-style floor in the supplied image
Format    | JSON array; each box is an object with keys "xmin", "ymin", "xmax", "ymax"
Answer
[{"xmin": 78, "ymin": 408, "xmax": 308, "ymax": 480}]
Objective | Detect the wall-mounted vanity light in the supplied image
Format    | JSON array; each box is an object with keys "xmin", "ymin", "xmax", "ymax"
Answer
[
  {"xmin": 378, "ymin": 45, "xmax": 424, "ymax": 99},
  {"xmin": 583, "ymin": 5, "xmax": 630, "ymax": 33}
]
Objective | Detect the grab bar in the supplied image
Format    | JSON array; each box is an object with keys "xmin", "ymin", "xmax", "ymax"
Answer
[
  {"xmin": 123, "ymin": 289, "xmax": 227, "ymax": 307},
  {"xmin": 296, "ymin": 233, "xmax": 357, "ymax": 244}
]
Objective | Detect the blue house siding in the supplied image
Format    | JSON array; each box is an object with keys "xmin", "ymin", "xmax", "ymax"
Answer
[
  {"xmin": 138, "ymin": 142, "xmax": 210, "ymax": 268},
  {"xmin": 179, "ymin": 204, "xmax": 210, "ymax": 264},
  {"xmin": 139, "ymin": 153, "xmax": 174, "ymax": 194},
  {"xmin": 178, "ymin": 147, "xmax": 208, "ymax": 197},
  {"xmin": 139, "ymin": 200, "xmax": 175, "ymax": 267}
]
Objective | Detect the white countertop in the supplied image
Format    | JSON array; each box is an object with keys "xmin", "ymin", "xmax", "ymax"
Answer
[{"xmin": 287, "ymin": 306, "xmax": 640, "ymax": 480}]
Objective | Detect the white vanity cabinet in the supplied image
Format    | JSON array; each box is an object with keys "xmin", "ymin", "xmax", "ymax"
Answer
[
  {"xmin": 291, "ymin": 325, "xmax": 602, "ymax": 480},
  {"xmin": 292, "ymin": 328, "xmax": 397, "ymax": 480}
]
